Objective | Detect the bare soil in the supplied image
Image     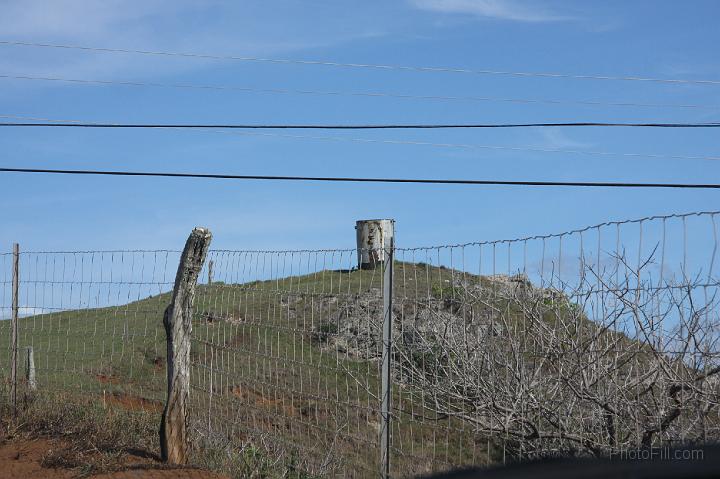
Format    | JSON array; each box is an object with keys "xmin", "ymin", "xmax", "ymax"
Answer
[
  {"xmin": 102, "ymin": 392, "xmax": 164, "ymax": 413},
  {"xmin": 0, "ymin": 437, "xmax": 227, "ymax": 479}
]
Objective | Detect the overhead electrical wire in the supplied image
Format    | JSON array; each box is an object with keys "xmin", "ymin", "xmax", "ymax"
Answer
[
  {"xmin": 4, "ymin": 114, "xmax": 717, "ymax": 162},
  {"xmin": 1, "ymin": 167, "xmax": 718, "ymax": 188},
  {"xmin": 2, "ymin": 40, "xmax": 719, "ymax": 85},
  {"xmin": 1, "ymin": 73, "xmax": 715, "ymax": 110},
  {"xmin": 1, "ymin": 121, "xmax": 719, "ymax": 129}
]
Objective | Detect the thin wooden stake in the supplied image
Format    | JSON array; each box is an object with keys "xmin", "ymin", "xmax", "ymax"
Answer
[
  {"xmin": 25, "ymin": 346, "xmax": 36, "ymax": 391},
  {"xmin": 10, "ymin": 243, "xmax": 19, "ymax": 417},
  {"xmin": 160, "ymin": 227, "xmax": 212, "ymax": 464}
]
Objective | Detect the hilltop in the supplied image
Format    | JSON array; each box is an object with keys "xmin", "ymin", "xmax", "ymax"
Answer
[{"xmin": 0, "ymin": 261, "xmax": 660, "ymax": 477}]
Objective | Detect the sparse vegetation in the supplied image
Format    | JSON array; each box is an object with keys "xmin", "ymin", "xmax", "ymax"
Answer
[
  {"xmin": 0, "ymin": 390, "xmax": 158, "ymax": 476},
  {"xmin": 1, "ymin": 255, "xmax": 717, "ymax": 477}
]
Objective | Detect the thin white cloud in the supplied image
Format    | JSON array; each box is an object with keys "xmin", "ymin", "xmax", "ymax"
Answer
[
  {"xmin": 0, "ymin": 0, "xmax": 394, "ymax": 85},
  {"xmin": 538, "ymin": 129, "xmax": 592, "ymax": 150},
  {"xmin": 409, "ymin": 0, "xmax": 575, "ymax": 22},
  {"xmin": 0, "ymin": 0, "xmax": 179, "ymax": 38}
]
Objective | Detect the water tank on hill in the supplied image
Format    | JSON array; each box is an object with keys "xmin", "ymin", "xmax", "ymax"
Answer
[{"xmin": 355, "ymin": 219, "xmax": 395, "ymax": 270}]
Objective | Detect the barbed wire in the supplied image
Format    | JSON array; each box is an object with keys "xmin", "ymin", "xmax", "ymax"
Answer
[
  {"xmin": 18, "ymin": 249, "xmax": 181, "ymax": 254},
  {"xmin": 8, "ymin": 211, "xmax": 720, "ymax": 255},
  {"xmin": 396, "ymin": 210, "xmax": 720, "ymax": 251}
]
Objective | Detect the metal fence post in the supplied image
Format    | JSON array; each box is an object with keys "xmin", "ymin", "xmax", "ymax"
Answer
[
  {"xmin": 160, "ymin": 227, "xmax": 212, "ymax": 464},
  {"xmin": 10, "ymin": 243, "xmax": 19, "ymax": 417},
  {"xmin": 380, "ymin": 222, "xmax": 395, "ymax": 478}
]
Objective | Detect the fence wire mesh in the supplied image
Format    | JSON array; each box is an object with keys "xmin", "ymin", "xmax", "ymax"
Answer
[
  {"xmin": 1, "ymin": 210, "xmax": 718, "ymax": 478},
  {"xmin": 391, "ymin": 211, "xmax": 720, "ymax": 476},
  {"xmin": 188, "ymin": 249, "xmax": 386, "ymax": 477},
  {"xmin": 0, "ymin": 250, "xmax": 180, "ymax": 407}
]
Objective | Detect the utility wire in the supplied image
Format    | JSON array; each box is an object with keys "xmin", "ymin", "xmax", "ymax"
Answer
[
  {"xmin": 2, "ymin": 40, "xmax": 719, "ymax": 86},
  {"xmin": 5, "ymin": 114, "xmax": 718, "ymax": 162},
  {"xmin": 1, "ymin": 167, "xmax": 719, "ymax": 188},
  {"xmin": 2, "ymin": 122, "xmax": 720, "ymax": 129},
  {"xmin": 1, "ymin": 73, "xmax": 715, "ymax": 110}
]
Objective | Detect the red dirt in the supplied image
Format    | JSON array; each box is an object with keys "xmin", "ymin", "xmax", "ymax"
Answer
[
  {"xmin": 96, "ymin": 374, "xmax": 122, "ymax": 385},
  {"xmin": 103, "ymin": 391, "xmax": 164, "ymax": 413},
  {"xmin": 0, "ymin": 438, "xmax": 71, "ymax": 479},
  {"xmin": 230, "ymin": 385, "xmax": 323, "ymax": 421},
  {"xmin": 0, "ymin": 437, "xmax": 227, "ymax": 479},
  {"xmin": 231, "ymin": 385, "xmax": 298, "ymax": 416}
]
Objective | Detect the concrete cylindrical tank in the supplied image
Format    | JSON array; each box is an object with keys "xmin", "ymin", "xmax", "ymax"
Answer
[{"xmin": 355, "ymin": 219, "xmax": 395, "ymax": 269}]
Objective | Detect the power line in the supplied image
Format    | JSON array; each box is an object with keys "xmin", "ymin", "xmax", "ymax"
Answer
[
  {"xmin": 1, "ymin": 167, "xmax": 719, "ymax": 189},
  {"xmin": 1, "ymin": 73, "xmax": 715, "ymax": 110},
  {"xmin": 2, "ymin": 122, "xmax": 720, "ymax": 130},
  {"xmin": 2, "ymin": 40, "xmax": 719, "ymax": 86},
  {"xmin": 4, "ymin": 114, "xmax": 718, "ymax": 162}
]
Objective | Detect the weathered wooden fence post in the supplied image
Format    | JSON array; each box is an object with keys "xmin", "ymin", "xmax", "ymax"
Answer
[
  {"xmin": 207, "ymin": 260, "xmax": 214, "ymax": 285},
  {"xmin": 25, "ymin": 346, "xmax": 36, "ymax": 391},
  {"xmin": 160, "ymin": 227, "xmax": 212, "ymax": 464},
  {"xmin": 10, "ymin": 243, "xmax": 19, "ymax": 417}
]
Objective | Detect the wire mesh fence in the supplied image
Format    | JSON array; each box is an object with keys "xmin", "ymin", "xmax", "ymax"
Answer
[
  {"xmin": 390, "ymin": 211, "xmax": 720, "ymax": 476},
  {"xmin": 188, "ymin": 249, "xmax": 386, "ymax": 476},
  {"xmin": 1, "ymin": 210, "xmax": 719, "ymax": 478},
  {"xmin": 0, "ymin": 250, "xmax": 180, "ymax": 408}
]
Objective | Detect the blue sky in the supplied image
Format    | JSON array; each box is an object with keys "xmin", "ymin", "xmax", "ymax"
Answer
[{"xmin": 1, "ymin": 0, "xmax": 719, "ymax": 252}]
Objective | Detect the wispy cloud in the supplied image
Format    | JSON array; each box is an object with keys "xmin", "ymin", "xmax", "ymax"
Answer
[
  {"xmin": 538, "ymin": 129, "xmax": 592, "ymax": 150},
  {"xmin": 0, "ymin": 0, "xmax": 181, "ymax": 38},
  {"xmin": 0, "ymin": 0, "xmax": 393, "ymax": 83},
  {"xmin": 408, "ymin": 0, "xmax": 575, "ymax": 22}
]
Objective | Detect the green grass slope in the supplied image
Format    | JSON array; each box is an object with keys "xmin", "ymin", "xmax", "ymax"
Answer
[{"xmin": 0, "ymin": 262, "xmax": 599, "ymax": 477}]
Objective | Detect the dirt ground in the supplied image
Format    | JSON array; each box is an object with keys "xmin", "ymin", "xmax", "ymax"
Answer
[{"xmin": 0, "ymin": 437, "xmax": 227, "ymax": 479}]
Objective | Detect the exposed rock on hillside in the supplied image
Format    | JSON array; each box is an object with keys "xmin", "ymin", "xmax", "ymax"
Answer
[{"xmin": 302, "ymin": 273, "xmax": 559, "ymax": 359}]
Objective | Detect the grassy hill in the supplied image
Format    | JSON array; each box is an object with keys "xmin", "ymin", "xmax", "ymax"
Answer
[{"xmin": 0, "ymin": 261, "xmax": 623, "ymax": 477}]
